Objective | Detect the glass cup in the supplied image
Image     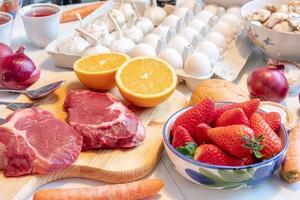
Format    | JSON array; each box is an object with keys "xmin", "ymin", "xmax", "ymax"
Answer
[
  {"xmin": 20, "ymin": 3, "xmax": 61, "ymax": 48},
  {"xmin": 0, "ymin": 11, "xmax": 13, "ymax": 46}
]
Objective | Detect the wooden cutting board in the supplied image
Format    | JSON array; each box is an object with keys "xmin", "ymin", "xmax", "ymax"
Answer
[{"xmin": 0, "ymin": 70, "xmax": 187, "ymax": 200}]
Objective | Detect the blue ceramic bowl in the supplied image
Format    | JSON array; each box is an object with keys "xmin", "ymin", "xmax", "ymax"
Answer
[{"xmin": 163, "ymin": 104, "xmax": 288, "ymax": 189}]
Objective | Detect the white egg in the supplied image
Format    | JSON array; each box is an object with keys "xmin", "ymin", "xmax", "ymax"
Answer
[
  {"xmin": 184, "ymin": 52, "xmax": 212, "ymax": 77},
  {"xmin": 144, "ymin": 6, "xmax": 167, "ymax": 26},
  {"xmin": 196, "ymin": 10, "xmax": 214, "ymax": 24},
  {"xmin": 219, "ymin": 13, "xmax": 241, "ymax": 33},
  {"xmin": 196, "ymin": 41, "xmax": 220, "ymax": 62},
  {"xmin": 158, "ymin": 48, "xmax": 183, "ymax": 70},
  {"xmin": 173, "ymin": 7, "xmax": 193, "ymax": 23},
  {"xmin": 143, "ymin": 33, "xmax": 161, "ymax": 48},
  {"xmin": 168, "ymin": 36, "xmax": 190, "ymax": 54},
  {"xmin": 82, "ymin": 45, "xmax": 110, "ymax": 56},
  {"xmin": 204, "ymin": 4, "xmax": 219, "ymax": 15},
  {"xmin": 226, "ymin": 6, "xmax": 241, "ymax": 19},
  {"xmin": 119, "ymin": 3, "xmax": 135, "ymax": 21},
  {"xmin": 123, "ymin": 26, "xmax": 144, "ymax": 44},
  {"xmin": 188, "ymin": 19, "xmax": 207, "ymax": 32},
  {"xmin": 180, "ymin": 0, "xmax": 196, "ymax": 10},
  {"xmin": 130, "ymin": 43, "xmax": 157, "ymax": 57},
  {"xmin": 59, "ymin": 35, "xmax": 89, "ymax": 55},
  {"xmin": 161, "ymin": 15, "xmax": 182, "ymax": 32},
  {"xmin": 110, "ymin": 37, "xmax": 135, "ymax": 54},
  {"xmin": 212, "ymin": 22, "xmax": 235, "ymax": 43},
  {"xmin": 179, "ymin": 27, "xmax": 199, "ymax": 43},
  {"xmin": 152, "ymin": 25, "xmax": 173, "ymax": 39},
  {"xmin": 205, "ymin": 32, "xmax": 227, "ymax": 52},
  {"xmin": 136, "ymin": 17, "xmax": 154, "ymax": 34}
]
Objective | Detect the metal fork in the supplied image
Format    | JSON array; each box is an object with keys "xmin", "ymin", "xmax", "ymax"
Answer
[{"xmin": 0, "ymin": 102, "xmax": 35, "ymax": 111}]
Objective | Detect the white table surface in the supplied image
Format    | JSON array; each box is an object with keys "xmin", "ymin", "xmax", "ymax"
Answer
[{"xmin": 1, "ymin": 3, "xmax": 300, "ymax": 200}]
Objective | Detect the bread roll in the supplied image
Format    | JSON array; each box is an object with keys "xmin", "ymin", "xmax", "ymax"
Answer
[{"xmin": 189, "ymin": 79, "xmax": 249, "ymax": 105}]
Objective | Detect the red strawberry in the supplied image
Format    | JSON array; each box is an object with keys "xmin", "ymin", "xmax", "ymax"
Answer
[
  {"xmin": 241, "ymin": 156, "xmax": 256, "ymax": 165},
  {"xmin": 172, "ymin": 99, "xmax": 214, "ymax": 138},
  {"xmin": 207, "ymin": 125, "xmax": 259, "ymax": 158},
  {"xmin": 194, "ymin": 144, "xmax": 245, "ymax": 166},
  {"xmin": 172, "ymin": 126, "xmax": 195, "ymax": 148},
  {"xmin": 216, "ymin": 108, "xmax": 249, "ymax": 127},
  {"xmin": 250, "ymin": 113, "xmax": 282, "ymax": 159},
  {"xmin": 258, "ymin": 111, "xmax": 281, "ymax": 132},
  {"xmin": 172, "ymin": 126, "xmax": 197, "ymax": 158},
  {"xmin": 194, "ymin": 123, "xmax": 212, "ymax": 145},
  {"xmin": 212, "ymin": 99, "xmax": 260, "ymax": 123}
]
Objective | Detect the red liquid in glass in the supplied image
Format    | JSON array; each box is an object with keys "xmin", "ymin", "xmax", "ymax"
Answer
[
  {"xmin": 0, "ymin": 16, "xmax": 9, "ymax": 25},
  {"xmin": 25, "ymin": 8, "xmax": 57, "ymax": 17}
]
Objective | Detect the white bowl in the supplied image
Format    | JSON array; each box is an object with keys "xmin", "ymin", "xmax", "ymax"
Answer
[
  {"xmin": 163, "ymin": 104, "xmax": 288, "ymax": 189},
  {"xmin": 241, "ymin": 0, "xmax": 300, "ymax": 61},
  {"xmin": 203, "ymin": 0, "xmax": 251, "ymax": 8}
]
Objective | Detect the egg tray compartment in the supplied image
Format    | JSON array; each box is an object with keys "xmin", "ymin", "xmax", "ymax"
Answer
[{"xmin": 155, "ymin": 3, "xmax": 255, "ymax": 85}]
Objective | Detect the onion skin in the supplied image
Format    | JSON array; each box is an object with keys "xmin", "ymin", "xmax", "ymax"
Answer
[
  {"xmin": 0, "ymin": 43, "xmax": 13, "ymax": 66},
  {"xmin": 0, "ymin": 46, "xmax": 40, "ymax": 90},
  {"xmin": 247, "ymin": 63, "xmax": 289, "ymax": 103}
]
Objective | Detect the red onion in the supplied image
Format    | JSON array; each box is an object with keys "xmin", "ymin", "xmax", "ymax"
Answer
[
  {"xmin": 247, "ymin": 60, "xmax": 289, "ymax": 103},
  {"xmin": 0, "ymin": 46, "xmax": 40, "ymax": 90},
  {"xmin": 0, "ymin": 43, "xmax": 13, "ymax": 65},
  {"xmin": 0, "ymin": 43, "xmax": 12, "ymax": 57}
]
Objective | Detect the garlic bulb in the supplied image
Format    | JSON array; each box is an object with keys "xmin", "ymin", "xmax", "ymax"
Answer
[
  {"xmin": 136, "ymin": 17, "xmax": 154, "ymax": 34},
  {"xmin": 82, "ymin": 45, "xmax": 110, "ymax": 56},
  {"xmin": 144, "ymin": 5, "xmax": 167, "ymax": 26},
  {"xmin": 110, "ymin": 37, "xmax": 135, "ymax": 54},
  {"xmin": 59, "ymin": 35, "xmax": 89, "ymax": 55},
  {"xmin": 100, "ymin": 9, "xmax": 126, "ymax": 32},
  {"xmin": 158, "ymin": 48, "xmax": 183, "ymax": 69},
  {"xmin": 119, "ymin": 3, "xmax": 135, "ymax": 21},
  {"xmin": 123, "ymin": 25, "xmax": 144, "ymax": 43},
  {"xmin": 130, "ymin": 43, "xmax": 157, "ymax": 57}
]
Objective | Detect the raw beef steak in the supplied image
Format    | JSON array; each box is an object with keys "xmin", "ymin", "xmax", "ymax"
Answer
[
  {"xmin": 64, "ymin": 90, "xmax": 145, "ymax": 150},
  {"xmin": 0, "ymin": 108, "xmax": 82, "ymax": 177}
]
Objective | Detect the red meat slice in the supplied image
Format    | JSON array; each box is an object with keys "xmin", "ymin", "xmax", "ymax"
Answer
[
  {"xmin": 64, "ymin": 90, "xmax": 145, "ymax": 150},
  {"xmin": 0, "ymin": 108, "xmax": 82, "ymax": 177}
]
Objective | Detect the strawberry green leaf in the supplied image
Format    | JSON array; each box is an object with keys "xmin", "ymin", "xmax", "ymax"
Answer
[{"xmin": 176, "ymin": 143, "xmax": 197, "ymax": 158}]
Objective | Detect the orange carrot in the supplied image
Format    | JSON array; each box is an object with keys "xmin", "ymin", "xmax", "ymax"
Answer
[
  {"xmin": 282, "ymin": 118, "xmax": 300, "ymax": 183},
  {"xmin": 33, "ymin": 179, "xmax": 164, "ymax": 200},
  {"xmin": 60, "ymin": 2, "xmax": 103, "ymax": 23}
]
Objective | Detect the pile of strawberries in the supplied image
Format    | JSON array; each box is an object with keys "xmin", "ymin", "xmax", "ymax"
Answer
[{"xmin": 171, "ymin": 99, "xmax": 283, "ymax": 166}]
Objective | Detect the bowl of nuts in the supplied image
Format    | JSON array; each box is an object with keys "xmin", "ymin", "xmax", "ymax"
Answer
[{"xmin": 241, "ymin": 0, "xmax": 300, "ymax": 61}]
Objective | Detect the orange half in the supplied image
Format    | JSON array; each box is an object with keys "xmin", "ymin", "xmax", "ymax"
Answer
[
  {"xmin": 74, "ymin": 52, "xmax": 129, "ymax": 90},
  {"xmin": 116, "ymin": 57, "xmax": 177, "ymax": 107}
]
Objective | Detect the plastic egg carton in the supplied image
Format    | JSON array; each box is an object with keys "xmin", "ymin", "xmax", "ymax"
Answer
[{"xmin": 138, "ymin": 1, "xmax": 254, "ymax": 91}]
